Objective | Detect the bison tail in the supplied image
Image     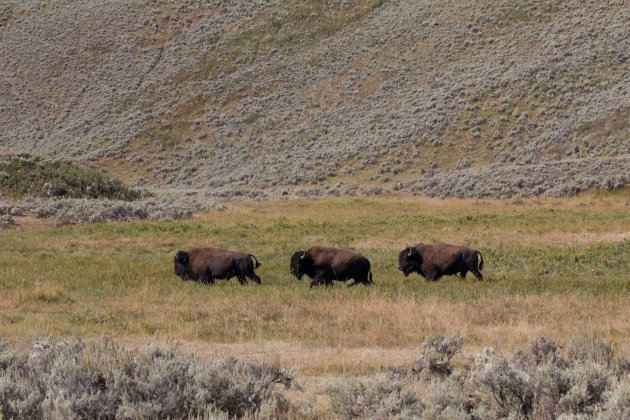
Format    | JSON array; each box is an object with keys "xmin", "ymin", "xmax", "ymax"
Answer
[
  {"xmin": 249, "ymin": 254, "xmax": 261, "ymax": 268},
  {"xmin": 368, "ymin": 270, "xmax": 373, "ymax": 284},
  {"xmin": 477, "ymin": 251, "xmax": 484, "ymax": 271}
]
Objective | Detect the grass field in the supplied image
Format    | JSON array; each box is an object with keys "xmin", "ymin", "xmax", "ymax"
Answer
[{"xmin": 1, "ymin": 192, "xmax": 629, "ymax": 375}]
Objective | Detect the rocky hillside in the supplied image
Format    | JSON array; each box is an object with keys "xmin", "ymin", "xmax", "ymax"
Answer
[{"xmin": 1, "ymin": 0, "xmax": 629, "ymax": 206}]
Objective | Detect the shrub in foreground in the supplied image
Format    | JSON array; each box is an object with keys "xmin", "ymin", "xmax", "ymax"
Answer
[
  {"xmin": 411, "ymin": 335, "xmax": 623, "ymax": 419},
  {"xmin": 381, "ymin": 335, "xmax": 627, "ymax": 419},
  {"xmin": 412, "ymin": 334, "xmax": 466, "ymax": 380},
  {"xmin": 326, "ymin": 376, "xmax": 424, "ymax": 419},
  {"xmin": 1, "ymin": 336, "xmax": 628, "ymax": 419},
  {"xmin": 0, "ymin": 340, "xmax": 295, "ymax": 419}
]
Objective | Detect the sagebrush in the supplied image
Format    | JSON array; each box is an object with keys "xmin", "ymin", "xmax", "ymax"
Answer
[
  {"xmin": 2, "ymin": 336, "xmax": 629, "ymax": 419},
  {"xmin": 0, "ymin": 340, "xmax": 295, "ymax": 419}
]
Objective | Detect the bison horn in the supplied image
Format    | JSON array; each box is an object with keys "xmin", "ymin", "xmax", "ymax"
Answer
[
  {"xmin": 407, "ymin": 246, "xmax": 412, "ymax": 256},
  {"xmin": 300, "ymin": 252, "xmax": 306, "ymax": 259}
]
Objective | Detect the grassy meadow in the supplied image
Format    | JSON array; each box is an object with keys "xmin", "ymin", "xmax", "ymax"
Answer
[{"xmin": 1, "ymin": 192, "xmax": 629, "ymax": 375}]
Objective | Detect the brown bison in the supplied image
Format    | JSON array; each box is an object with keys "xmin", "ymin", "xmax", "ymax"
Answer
[
  {"xmin": 398, "ymin": 243, "xmax": 483, "ymax": 281},
  {"xmin": 290, "ymin": 246, "xmax": 373, "ymax": 288},
  {"xmin": 174, "ymin": 247, "xmax": 261, "ymax": 285}
]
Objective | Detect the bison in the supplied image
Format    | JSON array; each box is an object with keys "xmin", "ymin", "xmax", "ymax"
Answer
[
  {"xmin": 290, "ymin": 246, "xmax": 373, "ymax": 288},
  {"xmin": 174, "ymin": 247, "xmax": 261, "ymax": 285},
  {"xmin": 398, "ymin": 243, "xmax": 484, "ymax": 281}
]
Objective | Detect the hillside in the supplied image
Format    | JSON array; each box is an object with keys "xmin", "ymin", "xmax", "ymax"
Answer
[{"xmin": 1, "ymin": 0, "xmax": 629, "ymax": 212}]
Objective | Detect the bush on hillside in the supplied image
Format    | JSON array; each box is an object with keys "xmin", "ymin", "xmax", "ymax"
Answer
[{"xmin": 0, "ymin": 154, "xmax": 142, "ymax": 201}]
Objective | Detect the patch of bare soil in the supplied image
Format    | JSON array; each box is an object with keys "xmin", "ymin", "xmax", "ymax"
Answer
[{"xmin": 11, "ymin": 215, "xmax": 54, "ymax": 229}]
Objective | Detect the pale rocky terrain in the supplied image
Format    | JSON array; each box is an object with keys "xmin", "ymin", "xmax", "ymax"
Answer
[{"xmin": 1, "ymin": 0, "xmax": 629, "ymax": 221}]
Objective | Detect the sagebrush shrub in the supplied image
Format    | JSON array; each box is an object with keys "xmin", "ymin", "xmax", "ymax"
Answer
[
  {"xmin": 0, "ymin": 214, "xmax": 13, "ymax": 228},
  {"xmin": 423, "ymin": 373, "xmax": 479, "ymax": 419},
  {"xmin": 327, "ymin": 376, "xmax": 424, "ymax": 419},
  {"xmin": 473, "ymin": 347, "xmax": 535, "ymax": 417},
  {"xmin": 528, "ymin": 336, "xmax": 563, "ymax": 366},
  {"xmin": 616, "ymin": 358, "xmax": 630, "ymax": 376},
  {"xmin": 556, "ymin": 362, "xmax": 612, "ymax": 416},
  {"xmin": 1, "ymin": 337, "xmax": 628, "ymax": 419},
  {"xmin": 412, "ymin": 335, "xmax": 466, "ymax": 380},
  {"xmin": 0, "ymin": 340, "xmax": 295, "ymax": 419},
  {"xmin": 598, "ymin": 380, "xmax": 630, "ymax": 420},
  {"xmin": 467, "ymin": 337, "xmax": 621, "ymax": 418},
  {"xmin": 568, "ymin": 335, "xmax": 614, "ymax": 368}
]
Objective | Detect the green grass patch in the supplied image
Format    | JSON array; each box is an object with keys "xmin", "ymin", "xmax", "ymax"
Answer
[
  {"xmin": 244, "ymin": 112, "xmax": 261, "ymax": 125},
  {"xmin": 0, "ymin": 195, "xmax": 629, "ymax": 353}
]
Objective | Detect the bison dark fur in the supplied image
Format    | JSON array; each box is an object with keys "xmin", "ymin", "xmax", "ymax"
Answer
[
  {"xmin": 398, "ymin": 243, "xmax": 484, "ymax": 281},
  {"xmin": 290, "ymin": 246, "xmax": 373, "ymax": 288},
  {"xmin": 174, "ymin": 247, "xmax": 261, "ymax": 285}
]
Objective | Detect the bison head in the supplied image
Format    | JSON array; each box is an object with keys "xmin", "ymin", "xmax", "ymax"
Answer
[
  {"xmin": 174, "ymin": 250, "xmax": 195, "ymax": 280},
  {"xmin": 398, "ymin": 246, "xmax": 422, "ymax": 277},
  {"xmin": 290, "ymin": 251, "xmax": 311, "ymax": 280}
]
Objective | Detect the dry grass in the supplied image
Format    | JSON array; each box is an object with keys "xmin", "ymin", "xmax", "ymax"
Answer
[{"xmin": 1, "ymin": 192, "xmax": 629, "ymax": 375}]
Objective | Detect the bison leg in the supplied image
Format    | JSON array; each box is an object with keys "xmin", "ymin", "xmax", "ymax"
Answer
[
  {"xmin": 424, "ymin": 268, "xmax": 440, "ymax": 281},
  {"xmin": 348, "ymin": 273, "xmax": 371, "ymax": 287},
  {"xmin": 309, "ymin": 278, "xmax": 327, "ymax": 288},
  {"xmin": 237, "ymin": 275, "xmax": 247, "ymax": 285},
  {"xmin": 347, "ymin": 279, "xmax": 370, "ymax": 287},
  {"xmin": 361, "ymin": 271, "xmax": 372, "ymax": 285},
  {"xmin": 467, "ymin": 253, "xmax": 483, "ymax": 281},
  {"xmin": 460, "ymin": 270, "xmax": 468, "ymax": 280},
  {"xmin": 247, "ymin": 272, "xmax": 261, "ymax": 284},
  {"xmin": 200, "ymin": 272, "xmax": 214, "ymax": 284},
  {"xmin": 309, "ymin": 272, "xmax": 329, "ymax": 288}
]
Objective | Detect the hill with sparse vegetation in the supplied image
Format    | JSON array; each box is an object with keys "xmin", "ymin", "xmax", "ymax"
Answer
[{"xmin": 1, "ymin": 0, "xmax": 629, "ymax": 222}]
